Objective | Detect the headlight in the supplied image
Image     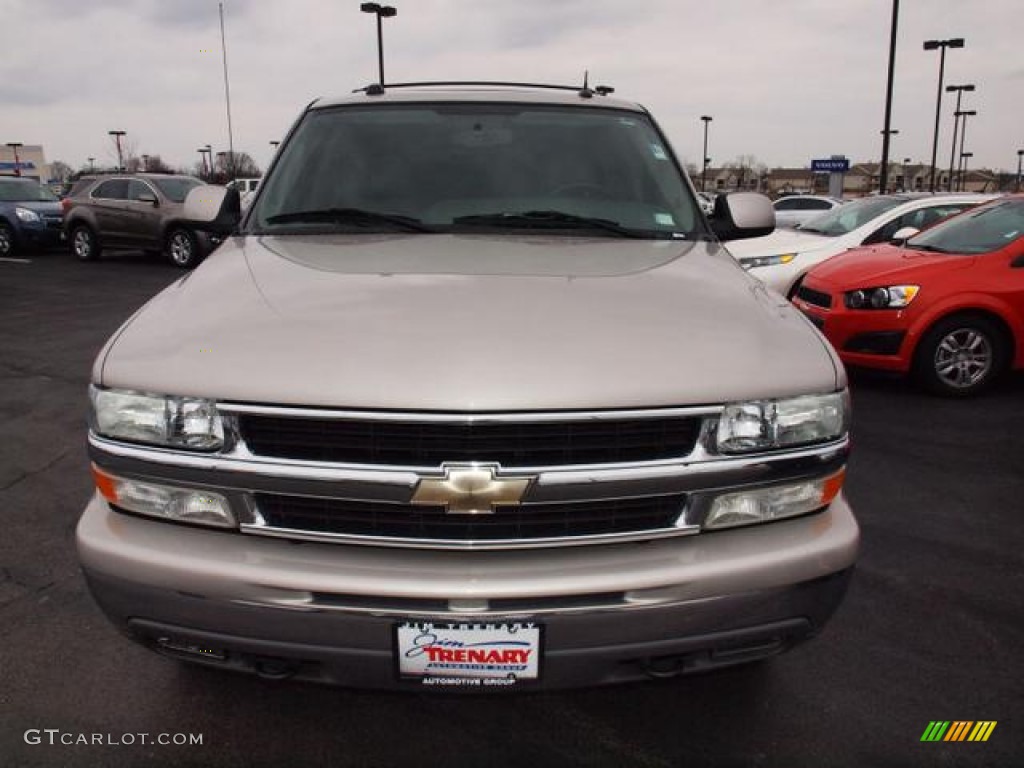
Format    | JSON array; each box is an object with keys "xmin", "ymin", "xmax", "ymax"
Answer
[
  {"xmin": 704, "ymin": 469, "xmax": 845, "ymax": 529},
  {"xmin": 15, "ymin": 207, "xmax": 41, "ymax": 223},
  {"xmin": 739, "ymin": 253, "xmax": 796, "ymax": 270},
  {"xmin": 716, "ymin": 391, "xmax": 849, "ymax": 454},
  {"xmin": 89, "ymin": 386, "xmax": 224, "ymax": 450},
  {"xmin": 845, "ymin": 285, "xmax": 919, "ymax": 309},
  {"xmin": 92, "ymin": 465, "xmax": 235, "ymax": 528}
]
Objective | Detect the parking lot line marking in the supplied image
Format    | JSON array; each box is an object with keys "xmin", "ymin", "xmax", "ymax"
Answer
[{"xmin": 0, "ymin": 257, "xmax": 32, "ymax": 264}]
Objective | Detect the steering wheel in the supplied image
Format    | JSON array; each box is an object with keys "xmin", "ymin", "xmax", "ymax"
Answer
[{"xmin": 548, "ymin": 183, "xmax": 613, "ymax": 200}]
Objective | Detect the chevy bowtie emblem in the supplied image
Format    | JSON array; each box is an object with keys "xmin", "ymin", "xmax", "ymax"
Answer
[{"xmin": 411, "ymin": 465, "xmax": 533, "ymax": 515}]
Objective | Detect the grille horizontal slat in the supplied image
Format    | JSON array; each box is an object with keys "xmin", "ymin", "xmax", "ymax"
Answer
[
  {"xmin": 254, "ymin": 493, "xmax": 687, "ymax": 541},
  {"xmin": 237, "ymin": 413, "xmax": 702, "ymax": 467}
]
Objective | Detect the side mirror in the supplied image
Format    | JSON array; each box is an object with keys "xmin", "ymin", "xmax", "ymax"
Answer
[
  {"xmin": 137, "ymin": 192, "xmax": 157, "ymax": 206},
  {"xmin": 891, "ymin": 226, "xmax": 919, "ymax": 244},
  {"xmin": 710, "ymin": 192, "xmax": 775, "ymax": 241},
  {"xmin": 183, "ymin": 185, "xmax": 241, "ymax": 236}
]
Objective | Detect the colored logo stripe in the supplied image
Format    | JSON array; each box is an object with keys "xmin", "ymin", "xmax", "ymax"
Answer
[
  {"xmin": 968, "ymin": 722, "xmax": 997, "ymax": 742},
  {"xmin": 920, "ymin": 721, "xmax": 996, "ymax": 742}
]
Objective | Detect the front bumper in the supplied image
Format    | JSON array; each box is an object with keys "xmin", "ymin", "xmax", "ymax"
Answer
[
  {"xmin": 16, "ymin": 220, "xmax": 64, "ymax": 250},
  {"xmin": 793, "ymin": 291, "xmax": 915, "ymax": 373},
  {"xmin": 78, "ymin": 492, "xmax": 859, "ymax": 690}
]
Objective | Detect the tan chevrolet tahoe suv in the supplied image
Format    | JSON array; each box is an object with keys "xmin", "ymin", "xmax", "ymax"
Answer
[{"xmin": 78, "ymin": 82, "xmax": 858, "ymax": 690}]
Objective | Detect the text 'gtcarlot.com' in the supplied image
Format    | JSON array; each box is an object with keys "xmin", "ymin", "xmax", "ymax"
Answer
[{"xmin": 24, "ymin": 730, "xmax": 203, "ymax": 746}]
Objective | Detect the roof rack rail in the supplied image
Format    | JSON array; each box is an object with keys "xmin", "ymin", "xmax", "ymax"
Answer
[{"xmin": 353, "ymin": 80, "xmax": 616, "ymax": 99}]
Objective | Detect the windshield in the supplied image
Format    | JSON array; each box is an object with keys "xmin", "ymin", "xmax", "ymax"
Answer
[
  {"xmin": 907, "ymin": 199, "xmax": 1024, "ymax": 255},
  {"xmin": 797, "ymin": 196, "xmax": 906, "ymax": 236},
  {"xmin": 250, "ymin": 104, "xmax": 701, "ymax": 239},
  {"xmin": 0, "ymin": 179, "xmax": 58, "ymax": 203},
  {"xmin": 151, "ymin": 177, "xmax": 202, "ymax": 203}
]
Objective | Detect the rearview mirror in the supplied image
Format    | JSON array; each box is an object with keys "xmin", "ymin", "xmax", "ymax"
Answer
[
  {"xmin": 891, "ymin": 226, "xmax": 919, "ymax": 244},
  {"xmin": 183, "ymin": 185, "xmax": 241, "ymax": 236},
  {"xmin": 710, "ymin": 192, "xmax": 775, "ymax": 241}
]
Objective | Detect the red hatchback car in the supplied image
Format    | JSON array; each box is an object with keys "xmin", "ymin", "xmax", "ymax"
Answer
[{"xmin": 793, "ymin": 196, "xmax": 1024, "ymax": 396}]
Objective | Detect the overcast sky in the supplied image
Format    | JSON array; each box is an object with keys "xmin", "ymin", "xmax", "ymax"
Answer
[{"xmin": 3, "ymin": 0, "xmax": 1021, "ymax": 175}]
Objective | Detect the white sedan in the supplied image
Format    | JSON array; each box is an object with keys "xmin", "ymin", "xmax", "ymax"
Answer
[
  {"xmin": 726, "ymin": 193, "xmax": 995, "ymax": 296},
  {"xmin": 772, "ymin": 195, "xmax": 844, "ymax": 229}
]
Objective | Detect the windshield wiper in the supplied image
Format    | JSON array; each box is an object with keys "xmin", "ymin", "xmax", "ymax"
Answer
[
  {"xmin": 907, "ymin": 243, "xmax": 951, "ymax": 253},
  {"xmin": 264, "ymin": 208, "xmax": 434, "ymax": 233},
  {"xmin": 451, "ymin": 210, "xmax": 648, "ymax": 238}
]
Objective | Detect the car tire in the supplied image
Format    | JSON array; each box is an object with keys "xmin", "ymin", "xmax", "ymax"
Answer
[
  {"xmin": 71, "ymin": 224, "xmax": 101, "ymax": 261},
  {"xmin": 0, "ymin": 221, "xmax": 15, "ymax": 258},
  {"xmin": 166, "ymin": 228, "xmax": 201, "ymax": 269},
  {"xmin": 913, "ymin": 314, "xmax": 1007, "ymax": 397}
]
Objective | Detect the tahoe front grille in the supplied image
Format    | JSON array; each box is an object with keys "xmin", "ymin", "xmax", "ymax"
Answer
[
  {"xmin": 253, "ymin": 493, "xmax": 687, "ymax": 542},
  {"xmin": 236, "ymin": 413, "xmax": 702, "ymax": 468}
]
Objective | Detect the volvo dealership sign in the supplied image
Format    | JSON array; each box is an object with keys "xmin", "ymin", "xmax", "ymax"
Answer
[{"xmin": 811, "ymin": 157, "xmax": 850, "ymax": 173}]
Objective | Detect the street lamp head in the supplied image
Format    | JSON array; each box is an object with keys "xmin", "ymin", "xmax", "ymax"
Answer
[
  {"xmin": 923, "ymin": 39, "xmax": 940, "ymax": 50},
  {"xmin": 946, "ymin": 83, "xmax": 976, "ymax": 92},
  {"xmin": 700, "ymin": 115, "xmax": 712, "ymax": 123},
  {"xmin": 1018, "ymin": 149, "xmax": 1024, "ymax": 157},
  {"xmin": 360, "ymin": 3, "xmax": 380, "ymax": 12},
  {"xmin": 379, "ymin": 5, "xmax": 396, "ymax": 17},
  {"xmin": 948, "ymin": 38, "xmax": 965, "ymax": 48},
  {"xmin": 960, "ymin": 152, "xmax": 973, "ymax": 158}
]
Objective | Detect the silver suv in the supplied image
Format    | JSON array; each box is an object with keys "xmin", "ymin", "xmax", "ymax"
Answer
[{"xmin": 78, "ymin": 83, "xmax": 858, "ymax": 690}]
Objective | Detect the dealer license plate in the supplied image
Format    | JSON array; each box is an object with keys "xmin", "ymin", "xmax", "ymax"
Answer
[{"xmin": 396, "ymin": 621, "xmax": 542, "ymax": 687}]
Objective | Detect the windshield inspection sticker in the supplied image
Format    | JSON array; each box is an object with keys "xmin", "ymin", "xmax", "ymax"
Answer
[
  {"xmin": 397, "ymin": 622, "xmax": 541, "ymax": 686},
  {"xmin": 650, "ymin": 144, "xmax": 668, "ymax": 160},
  {"xmin": 654, "ymin": 212, "xmax": 676, "ymax": 226}
]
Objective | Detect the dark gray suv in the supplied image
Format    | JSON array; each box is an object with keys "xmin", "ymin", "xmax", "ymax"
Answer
[{"xmin": 63, "ymin": 174, "xmax": 213, "ymax": 268}]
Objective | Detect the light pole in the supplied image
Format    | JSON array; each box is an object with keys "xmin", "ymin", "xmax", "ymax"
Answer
[
  {"xmin": 700, "ymin": 115, "xmax": 712, "ymax": 192},
  {"xmin": 879, "ymin": 0, "xmax": 900, "ymax": 194},
  {"xmin": 108, "ymin": 130, "xmax": 126, "ymax": 171},
  {"xmin": 141, "ymin": 154, "xmax": 150, "ymax": 172},
  {"xmin": 880, "ymin": 129, "xmax": 899, "ymax": 192},
  {"xmin": 360, "ymin": 3, "xmax": 397, "ymax": 86},
  {"xmin": 960, "ymin": 151, "xmax": 973, "ymax": 190},
  {"xmin": 5, "ymin": 142, "xmax": 24, "ymax": 176},
  {"xmin": 945, "ymin": 84, "xmax": 975, "ymax": 191},
  {"xmin": 87, "ymin": 157, "xmax": 95, "ymax": 173},
  {"xmin": 1017, "ymin": 149, "xmax": 1023, "ymax": 193},
  {"xmin": 955, "ymin": 110, "xmax": 976, "ymax": 190},
  {"xmin": 923, "ymin": 37, "xmax": 964, "ymax": 191}
]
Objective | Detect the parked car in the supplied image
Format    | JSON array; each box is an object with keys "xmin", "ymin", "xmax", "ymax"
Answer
[
  {"xmin": 696, "ymin": 191, "xmax": 715, "ymax": 216},
  {"xmin": 772, "ymin": 195, "xmax": 844, "ymax": 229},
  {"xmin": 78, "ymin": 82, "xmax": 857, "ymax": 691},
  {"xmin": 226, "ymin": 177, "xmax": 260, "ymax": 209},
  {"xmin": 0, "ymin": 176, "xmax": 64, "ymax": 258},
  {"xmin": 62, "ymin": 174, "xmax": 215, "ymax": 268},
  {"xmin": 793, "ymin": 195, "xmax": 1024, "ymax": 396},
  {"xmin": 727, "ymin": 193, "xmax": 994, "ymax": 296}
]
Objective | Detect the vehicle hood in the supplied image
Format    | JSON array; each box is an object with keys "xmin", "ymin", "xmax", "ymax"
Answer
[
  {"xmin": 724, "ymin": 227, "xmax": 835, "ymax": 258},
  {"xmin": 98, "ymin": 234, "xmax": 841, "ymax": 410},
  {"xmin": 806, "ymin": 243, "xmax": 974, "ymax": 288}
]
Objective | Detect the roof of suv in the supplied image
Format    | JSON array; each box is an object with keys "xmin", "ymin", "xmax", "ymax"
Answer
[{"xmin": 314, "ymin": 82, "xmax": 644, "ymax": 112}]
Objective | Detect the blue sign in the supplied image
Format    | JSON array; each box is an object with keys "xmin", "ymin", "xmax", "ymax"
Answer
[
  {"xmin": 811, "ymin": 158, "xmax": 850, "ymax": 173},
  {"xmin": 0, "ymin": 161, "xmax": 36, "ymax": 171}
]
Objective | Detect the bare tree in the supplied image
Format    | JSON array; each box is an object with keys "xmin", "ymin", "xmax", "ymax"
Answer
[
  {"xmin": 213, "ymin": 151, "xmax": 261, "ymax": 182},
  {"xmin": 49, "ymin": 160, "xmax": 74, "ymax": 183}
]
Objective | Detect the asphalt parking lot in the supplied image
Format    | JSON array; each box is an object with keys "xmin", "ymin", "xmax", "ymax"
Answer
[{"xmin": 1, "ymin": 249, "xmax": 1022, "ymax": 767}]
